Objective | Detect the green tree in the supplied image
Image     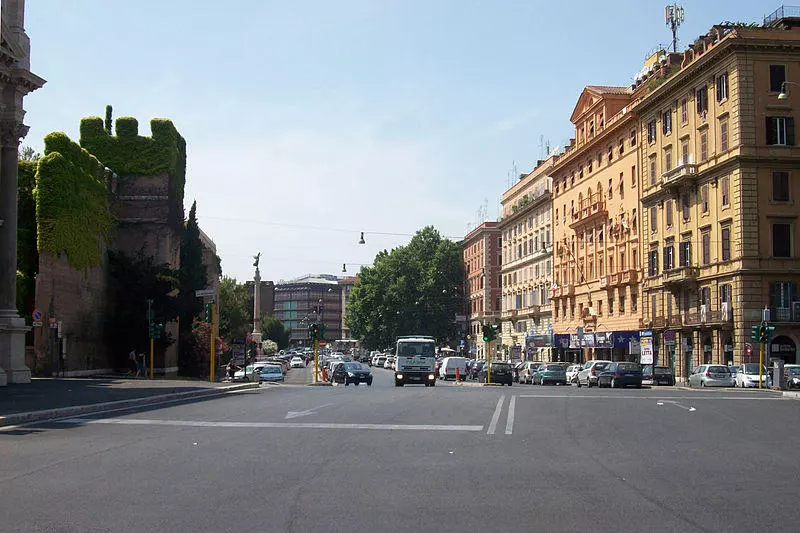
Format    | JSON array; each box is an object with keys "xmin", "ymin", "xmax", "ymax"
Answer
[
  {"xmin": 261, "ymin": 315, "xmax": 291, "ymax": 349},
  {"xmin": 218, "ymin": 276, "xmax": 250, "ymax": 341},
  {"xmin": 105, "ymin": 251, "xmax": 181, "ymax": 368},
  {"xmin": 16, "ymin": 160, "xmax": 39, "ymax": 318},
  {"xmin": 346, "ymin": 226, "xmax": 463, "ymax": 350},
  {"xmin": 177, "ymin": 201, "xmax": 208, "ymax": 374}
]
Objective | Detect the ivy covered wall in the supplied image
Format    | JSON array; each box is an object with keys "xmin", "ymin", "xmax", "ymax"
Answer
[
  {"xmin": 16, "ymin": 159, "xmax": 39, "ymax": 317},
  {"xmin": 79, "ymin": 116, "xmax": 186, "ymax": 225},
  {"xmin": 33, "ymin": 132, "xmax": 112, "ymax": 271}
]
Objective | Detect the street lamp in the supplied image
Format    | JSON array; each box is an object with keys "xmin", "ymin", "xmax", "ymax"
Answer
[
  {"xmin": 778, "ymin": 81, "xmax": 800, "ymax": 100},
  {"xmin": 358, "ymin": 232, "xmax": 366, "ymax": 244}
]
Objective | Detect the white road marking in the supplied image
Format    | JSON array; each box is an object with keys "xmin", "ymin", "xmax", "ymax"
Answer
[
  {"xmin": 487, "ymin": 395, "xmax": 505, "ymax": 435},
  {"xmin": 53, "ymin": 418, "xmax": 485, "ymax": 431},
  {"xmin": 285, "ymin": 403, "xmax": 333, "ymax": 419},
  {"xmin": 505, "ymin": 396, "xmax": 516, "ymax": 435},
  {"xmin": 659, "ymin": 400, "xmax": 694, "ymax": 411}
]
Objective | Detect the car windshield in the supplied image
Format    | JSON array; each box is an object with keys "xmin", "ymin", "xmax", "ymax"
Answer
[
  {"xmin": 709, "ymin": 366, "xmax": 729, "ymax": 373},
  {"xmin": 263, "ymin": 366, "xmax": 281, "ymax": 374},
  {"xmin": 545, "ymin": 364, "xmax": 562, "ymax": 371},
  {"xmin": 344, "ymin": 363, "xmax": 362, "ymax": 370},
  {"xmin": 742, "ymin": 364, "xmax": 763, "ymax": 374},
  {"xmin": 617, "ymin": 363, "xmax": 640, "ymax": 372},
  {"xmin": 492, "ymin": 363, "xmax": 511, "ymax": 370},
  {"xmin": 789, "ymin": 368, "xmax": 800, "ymax": 375},
  {"xmin": 654, "ymin": 367, "xmax": 671, "ymax": 374},
  {"xmin": 594, "ymin": 363, "xmax": 611, "ymax": 370},
  {"xmin": 398, "ymin": 342, "xmax": 435, "ymax": 357}
]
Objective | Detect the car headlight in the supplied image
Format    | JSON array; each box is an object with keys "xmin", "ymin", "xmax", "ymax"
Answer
[
  {"xmin": 427, "ymin": 374, "xmax": 435, "ymax": 380},
  {"xmin": 396, "ymin": 373, "xmax": 404, "ymax": 379},
  {"xmin": 348, "ymin": 372, "xmax": 355, "ymax": 377}
]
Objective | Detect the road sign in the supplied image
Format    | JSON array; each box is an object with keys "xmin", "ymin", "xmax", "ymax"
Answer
[
  {"xmin": 32, "ymin": 321, "xmax": 42, "ymax": 327},
  {"xmin": 32, "ymin": 309, "xmax": 43, "ymax": 321},
  {"xmin": 319, "ymin": 341, "xmax": 327, "ymax": 348},
  {"xmin": 195, "ymin": 288, "xmax": 215, "ymax": 298}
]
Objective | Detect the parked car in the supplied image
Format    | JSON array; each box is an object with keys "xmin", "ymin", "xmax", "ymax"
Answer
[
  {"xmin": 532, "ymin": 363, "xmax": 568, "ymax": 385},
  {"xmin": 259, "ymin": 365, "xmax": 285, "ymax": 382},
  {"xmin": 651, "ymin": 366, "xmax": 675, "ymax": 386},
  {"xmin": 331, "ymin": 362, "xmax": 373, "ymax": 386},
  {"xmin": 566, "ymin": 364, "xmax": 582, "ymax": 384},
  {"xmin": 375, "ymin": 356, "xmax": 387, "ymax": 368},
  {"xmin": 784, "ymin": 365, "xmax": 800, "ymax": 389},
  {"xmin": 735, "ymin": 363, "xmax": 769, "ymax": 388},
  {"xmin": 290, "ymin": 356, "xmax": 305, "ymax": 368},
  {"xmin": 518, "ymin": 362, "xmax": 543, "ymax": 384},
  {"xmin": 439, "ymin": 356, "xmax": 468, "ymax": 380},
  {"xmin": 383, "ymin": 356, "xmax": 395, "ymax": 369},
  {"xmin": 470, "ymin": 360, "xmax": 486, "ymax": 380},
  {"xmin": 234, "ymin": 363, "xmax": 267, "ymax": 382},
  {"xmin": 478, "ymin": 361, "xmax": 513, "ymax": 386},
  {"xmin": 688, "ymin": 365, "xmax": 734, "ymax": 388},
  {"xmin": 597, "ymin": 362, "xmax": 643, "ymax": 388},
  {"xmin": 576, "ymin": 360, "xmax": 613, "ymax": 387}
]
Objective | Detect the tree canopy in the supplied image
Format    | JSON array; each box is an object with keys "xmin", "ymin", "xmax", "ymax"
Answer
[
  {"xmin": 346, "ymin": 226, "xmax": 463, "ymax": 350},
  {"xmin": 218, "ymin": 276, "xmax": 251, "ymax": 341}
]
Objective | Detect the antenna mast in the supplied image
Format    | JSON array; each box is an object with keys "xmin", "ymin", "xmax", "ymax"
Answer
[{"xmin": 665, "ymin": 3, "xmax": 684, "ymax": 53}]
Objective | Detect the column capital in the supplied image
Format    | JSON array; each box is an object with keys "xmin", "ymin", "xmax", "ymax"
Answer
[{"xmin": 0, "ymin": 121, "xmax": 28, "ymax": 148}]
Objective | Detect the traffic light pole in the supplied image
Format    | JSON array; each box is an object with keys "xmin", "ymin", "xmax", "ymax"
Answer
[
  {"xmin": 210, "ymin": 302, "xmax": 216, "ymax": 382},
  {"xmin": 487, "ymin": 339, "xmax": 492, "ymax": 385},
  {"xmin": 759, "ymin": 340, "xmax": 764, "ymax": 390},
  {"xmin": 313, "ymin": 337, "xmax": 319, "ymax": 383}
]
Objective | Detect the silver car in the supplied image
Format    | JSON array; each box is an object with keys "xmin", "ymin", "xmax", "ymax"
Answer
[
  {"xmin": 688, "ymin": 365, "xmax": 734, "ymax": 388},
  {"xmin": 566, "ymin": 364, "xmax": 582, "ymax": 384},
  {"xmin": 576, "ymin": 360, "xmax": 613, "ymax": 387}
]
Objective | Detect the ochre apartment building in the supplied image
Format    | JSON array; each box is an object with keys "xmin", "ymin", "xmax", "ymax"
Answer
[{"xmin": 498, "ymin": 158, "xmax": 554, "ymax": 360}]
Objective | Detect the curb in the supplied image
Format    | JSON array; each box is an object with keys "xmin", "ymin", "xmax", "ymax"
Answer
[
  {"xmin": 783, "ymin": 390, "xmax": 800, "ymax": 399},
  {"xmin": 0, "ymin": 382, "xmax": 260, "ymax": 428}
]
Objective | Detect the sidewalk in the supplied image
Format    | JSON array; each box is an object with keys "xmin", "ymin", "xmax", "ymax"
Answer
[{"xmin": 0, "ymin": 377, "xmax": 259, "ymax": 427}]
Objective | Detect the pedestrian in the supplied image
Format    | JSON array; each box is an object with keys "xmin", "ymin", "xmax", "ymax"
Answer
[
  {"xmin": 135, "ymin": 352, "xmax": 146, "ymax": 378},
  {"xmin": 226, "ymin": 359, "xmax": 239, "ymax": 381},
  {"xmin": 128, "ymin": 348, "xmax": 136, "ymax": 374}
]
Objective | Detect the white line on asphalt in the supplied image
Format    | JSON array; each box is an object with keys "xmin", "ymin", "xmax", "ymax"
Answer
[
  {"xmin": 505, "ymin": 396, "xmax": 516, "ymax": 435},
  {"xmin": 53, "ymin": 418, "xmax": 485, "ymax": 431},
  {"xmin": 517, "ymin": 395, "xmax": 783, "ymax": 400},
  {"xmin": 487, "ymin": 395, "xmax": 505, "ymax": 435}
]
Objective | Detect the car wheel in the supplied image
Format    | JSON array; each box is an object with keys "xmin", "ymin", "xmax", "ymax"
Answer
[
  {"xmin": 344, "ymin": 378, "xmax": 349, "ymax": 386},
  {"xmin": 367, "ymin": 380, "xmax": 373, "ymax": 386},
  {"xmin": 701, "ymin": 381, "xmax": 706, "ymax": 387},
  {"xmin": 577, "ymin": 379, "xmax": 582, "ymax": 388},
  {"xmin": 611, "ymin": 378, "xmax": 618, "ymax": 389},
  {"xmin": 508, "ymin": 381, "xmax": 512, "ymax": 387}
]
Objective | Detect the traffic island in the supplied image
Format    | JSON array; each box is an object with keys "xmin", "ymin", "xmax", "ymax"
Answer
[{"xmin": 307, "ymin": 381, "xmax": 333, "ymax": 387}]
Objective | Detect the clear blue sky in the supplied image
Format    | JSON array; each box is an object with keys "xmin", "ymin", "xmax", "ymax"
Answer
[{"xmin": 24, "ymin": 0, "xmax": 770, "ymax": 283}]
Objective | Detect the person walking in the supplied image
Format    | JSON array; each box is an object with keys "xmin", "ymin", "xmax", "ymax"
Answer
[
  {"xmin": 128, "ymin": 348, "xmax": 137, "ymax": 375},
  {"xmin": 135, "ymin": 352, "xmax": 146, "ymax": 378}
]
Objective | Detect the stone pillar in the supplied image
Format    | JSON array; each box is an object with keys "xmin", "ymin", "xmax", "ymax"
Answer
[
  {"xmin": 251, "ymin": 267, "xmax": 262, "ymax": 356},
  {"xmin": 0, "ymin": 121, "xmax": 31, "ymax": 384}
]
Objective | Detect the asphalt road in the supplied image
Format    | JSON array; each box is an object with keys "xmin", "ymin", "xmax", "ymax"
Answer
[{"xmin": 1, "ymin": 365, "xmax": 798, "ymax": 533}]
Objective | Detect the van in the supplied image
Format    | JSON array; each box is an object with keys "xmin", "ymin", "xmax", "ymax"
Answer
[{"xmin": 439, "ymin": 356, "xmax": 468, "ymax": 381}]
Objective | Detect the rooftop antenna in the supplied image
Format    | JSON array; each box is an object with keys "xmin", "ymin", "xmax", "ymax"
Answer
[
  {"xmin": 539, "ymin": 135, "xmax": 545, "ymax": 159},
  {"xmin": 665, "ymin": 3, "xmax": 684, "ymax": 53}
]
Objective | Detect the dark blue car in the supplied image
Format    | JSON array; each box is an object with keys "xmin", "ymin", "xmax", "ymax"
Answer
[{"xmin": 597, "ymin": 362, "xmax": 643, "ymax": 388}]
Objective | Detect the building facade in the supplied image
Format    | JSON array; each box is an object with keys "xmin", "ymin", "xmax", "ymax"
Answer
[
  {"xmin": 462, "ymin": 222, "xmax": 501, "ymax": 359},
  {"xmin": 550, "ymin": 86, "xmax": 643, "ymax": 363},
  {"xmin": 339, "ymin": 276, "xmax": 358, "ymax": 340},
  {"xmin": 636, "ymin": 19, "xmax": 800, "ymax": 379},
  {"xmin": 498, "ymin": 159, "xmax": 554, "ymax": 361},
  {"xmin": 273, "ymin": 274, "xmax": 342, "ymax": 346}
]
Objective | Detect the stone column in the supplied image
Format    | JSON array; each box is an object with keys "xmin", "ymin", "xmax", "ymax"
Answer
[
  {"xmin": 0, "ymin": 121, "xmax": 32, "ymax": 385},
  {"xmin": 251, "ymin": 268, "xmax": 262, "ymax": 356}
]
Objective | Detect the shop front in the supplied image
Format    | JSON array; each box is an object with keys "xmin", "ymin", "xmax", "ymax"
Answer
[
  {"xmin": 770, "ymin": 336, "xmax": 797, "ymax": 364},
  {"xmin": 526, "ymin": 334, "xmax": 552, "ymax": 361}
]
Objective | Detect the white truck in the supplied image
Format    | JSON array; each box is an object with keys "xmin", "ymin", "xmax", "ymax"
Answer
[{"xmin": 394, "ymin": 335, "xmax": 437, "ymax": 387}]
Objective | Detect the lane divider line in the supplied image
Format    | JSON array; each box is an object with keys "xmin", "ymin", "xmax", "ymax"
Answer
[
  {"xmin": 487, "ymin": 395, "xmax": 505, "ymax": 435},
  {"xmin": 504, "ymin": 395, "xmax": 516, "ymax": 435},
  {"xmin": 53, "ymin": 418, "xmax": 485, "ymax": 431}
]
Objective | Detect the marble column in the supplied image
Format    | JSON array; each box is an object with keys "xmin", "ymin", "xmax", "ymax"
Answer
[{"xmin": 0, "ymin": 121, "xmax": 31, "ymax": 385}]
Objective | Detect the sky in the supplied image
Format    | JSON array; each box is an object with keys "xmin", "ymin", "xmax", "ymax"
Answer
[{"xmin": 23, "ymin": 0, "xmax": 772, "ymax": 283}]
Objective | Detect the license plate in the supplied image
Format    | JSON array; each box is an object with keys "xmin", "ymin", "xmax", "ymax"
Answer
[{"xmin": 712, "ymin": 373, "xmax": 725, "ymax": 379}]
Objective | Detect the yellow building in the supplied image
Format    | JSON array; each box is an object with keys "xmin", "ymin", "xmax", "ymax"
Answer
[
  {"xmin": 550, "ymin": 86, "xmax": 643, "ymax": 363},
  {"xmin": 498, "ymin": 157, "xmax": 555, "ymax": 360},
  {"xmin": 636, "ymin": 18, "xmax": 800, "ymax": 379}
]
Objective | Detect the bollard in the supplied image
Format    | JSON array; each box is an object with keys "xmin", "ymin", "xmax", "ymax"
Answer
[
  {"xmin": 455, "ymin": 367, "xmax": 460, "ymax": 382},
  {"xmin": 322, "ymin": 367, "xmax": 328, "ymax": 382}
]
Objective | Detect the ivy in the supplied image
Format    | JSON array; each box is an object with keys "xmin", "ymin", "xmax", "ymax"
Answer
[
  {"xmin": 33, "ymin": 132, "xmax": 112, "ymax": 271},
  {"xmin": 79, "ymin": 115, "xmax": 187, "ymax": 224},
  {"xmin": 16, "ymin": 160, "xmax": 39, "ymax": 317}
]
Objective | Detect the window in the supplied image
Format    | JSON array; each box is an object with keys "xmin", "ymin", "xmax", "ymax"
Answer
[
  {"xmin": 701, "ymin": 231, "xmax": 710, "ymax": 265},
  {"xmin": 631, "ymin": 165, "xmax": 636, "ymax": 187},
  {"xmin": 608, "ymin": 295, "xmax": 614, "ymax": 316},
  {"xmin": 766, "ymin": 117, "xmax": 795, "ymax": 146},
  {"xmin": 632, "ymin": 208, "xmax": 637, "ymax": 231},
  {"xmin": 647, "ymin": 120, "xmax": 657, "ymax": 143},
  {"xmin": 770, "ymin": 281, "xmax": 799, "ymax": 308},
  {"xmin": 721, "ymin": 224, "xmax": 731, "ymax": 261},
  {"xmin": 608, "ymin": 178, "xmax": 613, "ymax": 199},
  {"xmin": 649, "ymin": 157, "xmax": 657, "ymax": 186},
  {"xmin": 681, "ymin": 138, "xmax": 689, "ymax": 165},
  {"xmin": 770, "ymin": 64, "xmax": 786, "ymax": 93},
  {"xmin": 720, "ymin": 118, "xmax": 729, "ymax": 151},
  {"xmin": 619, "ymin": 173, "xmax": 624, "ymax": 199},
  {"xmin": 721, "ymin": 176, "xmax": 730, "ymax": 206},
  {"xmin": 619, "ymin": 294, "xmax": 625, "ymax": 314},
  {"xmin": 588, "ymin": 158, "xmax": 593, "ymax": 173},
  {"xmin": 650, "ymin": 206, "xmax": 657, "ymax": 233},
  {"xmin": 680, "ymin": 98, "xmax": 688, "ymax": 124},
  {"xmin": 773, "ymin": 171, "xmax": 790, "ymax": 201},
  {"xmin": 681, "ymin": 192, "xmax": 690, "ymax": 221},
  {"xmin": 632, "ymin": 292, "xmax": 638, "ymax": 312},
  {"xmin": 630, "ymin": 129, "xmax": 637, "ymax": 146},
  {"xmin": 716, "ymin": 72, "xmax": 728, "ymax": 102},
  {"xmin": 608, "ymin": 145, "xmax": 613, "ymax": 162},
  {"xmin": 619, "ymin": 138, "xmax": 624, "ymax": 155},
  {"xmin": 680, "ymin": 238, "xmax": 691, "ymax": 267},
  {"xmin": 773, "ymin": 223, "xmax": 792, "ymax": 257},
  {"xmin": 662, "ymin": 110, "xmax": 672, "ymax": 134},
  {"xmin": 666, "ymin": 199, "xmax": 673, "ymax": 227},
  {"xmin": 719, "ymin": 284, "xmax": 731, "ymax": 306},
  {"xmin": 648, "ymin": 249, "xmax": 659, "ymax": 276},
  {"xmin": 664, "ymin": 148, "xmax": 672, "ymax": 172},
  {"xmin": 571, "ymin": 172, "xmax": 575, "ymax": 186},
  {"xmin": 696, "ymin": 85, "xmax": 708, "ymax": 115},
  {"xmin": 663, "ymin": 244, "xmax": 674, "ymax": 271},
  {"xmin": 700, "ymin": 185, "xmax": 709, "ymax": 214},
  {"xmin": 700, "ymin": 130, "xmax": 708, "ymax": 161}
]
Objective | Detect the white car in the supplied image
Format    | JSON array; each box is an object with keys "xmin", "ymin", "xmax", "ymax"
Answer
[
  {"xmin": 735, "ymin": 363, "xmax": 768, "ymax": 388},
  {"xmin": 234, "ymin": 364, "xmax": 266, "ymax": 382},
  {"xmin": 384, "ymin": 356, "xmax": 395, "ymax": 369},
  {"xmin": 290, "ymin": 356, "xmax": 305, "ymax": 368},
  {"xmin": 566, "ymin": 364, "xmax": 582, "ymax": 384},
  {"xmin": 259, "ymin": 365, "xmax": 284, "ymax": 382}
]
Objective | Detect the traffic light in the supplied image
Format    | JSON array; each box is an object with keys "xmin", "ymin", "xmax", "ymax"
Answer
[
  {"xmin": 490, "ymin": 324, "xmax": 499, "ymax": 341},
  {"xmin": 482, "ymin": 324, "xmax": 490, "ymax": 342},
  {"xmin": 310, "ymin": 323, "xmax": 320, "ymax": 341},
  {"xmin": 153, "ymin": 323, "xmax": 165, "ymax": 340},
  {"xmin": 761, "ymin": 324, "xmax": 775, "ymax": 343},
  {"xmin": 750, "ymin": 325, "xmax": 761, "ymax": 342},
  {"xmin": 204, "ymin": 303, "xmax": 212, "ymax": 323}
]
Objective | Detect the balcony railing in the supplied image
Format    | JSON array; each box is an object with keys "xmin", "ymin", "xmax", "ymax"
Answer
[
  {"xmin": 569, "ymin": 197, "xmax": 607, "ymax": 228},
  {"xmin": 609, "ymin": 273, "xmax": 620, "ymax": 287},
  {"xmin": 652, "ymin": 316, "xmax": 666, "ymax": 329},
  {"xmin": 661, "ymin": 161, "xmax": 698, "ymax": 189},
  {"xmin": 620, "ymin": 269, "xmax": 638, "ymax": 285},
  {"xmin": 667, "ymin": 315, "xmax": 683, "ymax": 327},
  {"xmin": 599, "ymin": 276, "xmax": 608, "ymax": 289},
  {"xmin": 501, "ymin": 309, "xmax": 518, "ymax": 319},
  {"xmin": 770, "ymin": 306, "xmax": 800, "ymax": 323},
  {"xmin": 662, "ymin": 266, "xmax": 699, "ymax": 286}
]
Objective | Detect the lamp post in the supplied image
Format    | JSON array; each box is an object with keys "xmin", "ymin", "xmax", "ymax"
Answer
[{"xmin": 778, "ymin": 81, "xmax": 800, "ymax": 100}]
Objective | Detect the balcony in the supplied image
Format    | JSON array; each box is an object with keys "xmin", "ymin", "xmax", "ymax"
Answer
[
  {"xmin": 652, "ymin": 316, "xmax": 667, "ymax": 329},
  {"xmin": 581, "ymin": 307, "xmax": 598, "ymax": 324},
  {"xmin": 662, "ymin": 266, "xmax": 699, "ymax": 287},
  {"xmin": 608, "ymin": 273, "xmax": 620, "ymax": 287},
  {"xmin": 620, "ymin": 269, "xmax": 638, "ymax": 285},
  {"xmin": 661, "ymin": 161, "xmax": 698, "ymax": 190},
  {"xmin": 501, "ymin": 309, "xmax": 518, "ymax": 319},
  {"xmin": 569, "ymin": 197, "xmax": 607, "ymax": 229},
  {"xmin": 599, "ymin": 276, "xmax": 608, "ymax": 289},
  {"xmin": 667, "ymin": 315, "xmax": 683, "ymax": 328},
  {"xmin": 768, "ymin": 306, "xmax": 800, "ymax": 323}
]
